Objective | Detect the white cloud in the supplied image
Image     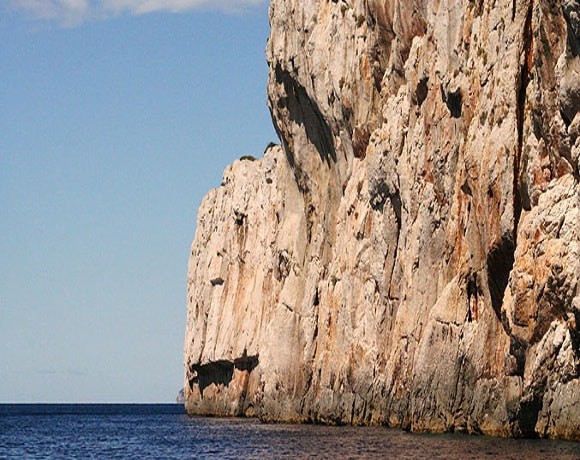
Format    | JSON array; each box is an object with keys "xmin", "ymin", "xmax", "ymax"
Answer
[
  {"xmin": 101, "ymin": 0, "xmax": 264, "ymax": 15},
  {"xmin": 4, "ymin": 0, "xmax": 265, "ymax": 25}
]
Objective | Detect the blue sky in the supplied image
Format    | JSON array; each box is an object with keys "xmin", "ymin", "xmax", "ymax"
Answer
[{"xmin": 0, "ymin": 0, "xmax": 276, "ymax": 402}]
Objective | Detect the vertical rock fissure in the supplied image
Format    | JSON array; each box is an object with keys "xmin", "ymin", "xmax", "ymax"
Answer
[
  {"xmin": 488, "ymin": 1, "xmax": 535, "ymax": 325},
  {"xmin": 513, "ymin": 3, "xmax": 544, "ymax": 434},
  {"xmin": 486, "ymin": 236, "xmax": 516, "ymax": 323},
  {"xmin": 515, "ymin": 1, "xmax": 534, "ymax": 244},
  {"xmin": 387, "ymin": 191, "xmax": 403, "ymax": 300}
]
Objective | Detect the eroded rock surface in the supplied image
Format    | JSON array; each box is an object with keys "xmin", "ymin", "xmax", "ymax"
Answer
[{"xmin": 184, "ymin": 0, "xmax": 579, "ymax": 440}]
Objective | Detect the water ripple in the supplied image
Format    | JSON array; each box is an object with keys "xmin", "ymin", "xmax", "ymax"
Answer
[{"xmin": 0, "ymin": 405, "xmax": 578, "ymax": 459}]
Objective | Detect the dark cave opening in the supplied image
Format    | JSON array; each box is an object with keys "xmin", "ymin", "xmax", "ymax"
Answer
[{"xmin": 486, "ymin": 235, "xmax": 516, "ymax": 318}]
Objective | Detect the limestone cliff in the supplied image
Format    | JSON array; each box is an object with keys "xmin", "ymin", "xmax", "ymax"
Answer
[{"xmin": 184, "ymin": 0, "xmax": 579, "ymax": 440}]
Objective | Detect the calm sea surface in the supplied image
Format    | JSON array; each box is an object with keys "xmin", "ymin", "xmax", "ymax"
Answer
[{"xmin": 0, "ymin": 404, "xmax": 578, "ymax": 459}]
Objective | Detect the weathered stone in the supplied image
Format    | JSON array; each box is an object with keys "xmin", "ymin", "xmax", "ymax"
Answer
[{"xmin": 184, "ymin": 0, "xmax": 579, "ymax": 440}]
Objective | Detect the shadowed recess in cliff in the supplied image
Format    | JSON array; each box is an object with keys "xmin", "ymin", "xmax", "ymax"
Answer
[
  {"xmin": 514, "ymin": 2, "xmax": 534, "ymax": 223},
  {"xmin": 519, "ymin": 393, "xmax": 543, "ymax": 438},
  {"xmin": 441, "ymin": 85, "xmax": 462, "ymax": 118},
  {"xmin": 189, "ymin": 354, "xmax": 259, "ymax": 396},
  {"xmin": 274, "ymin": 64, "xmax": 336, "ymax": 165},
  {"xmin": 486, "ymin": 235, "xmax": 515, "ymax": 319},
  {"xmin": 563, "ymin": 0, "xmax": 579, "ymax": 58}
]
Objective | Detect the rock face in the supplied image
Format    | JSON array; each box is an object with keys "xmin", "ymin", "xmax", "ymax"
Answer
[{"xmin": 184, "ymin": 0, "xmax": 579, "ymax": 440}]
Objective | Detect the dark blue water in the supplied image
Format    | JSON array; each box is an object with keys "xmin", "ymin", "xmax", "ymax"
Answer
[{"xmin": 0, "ymin": 404, "xmax": 578, "ymax": 459}]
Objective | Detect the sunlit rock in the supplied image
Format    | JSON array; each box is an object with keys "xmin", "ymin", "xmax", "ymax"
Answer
[{"xmin": 184, "ymin": 0, "xmax": 579, "ymax": 440}]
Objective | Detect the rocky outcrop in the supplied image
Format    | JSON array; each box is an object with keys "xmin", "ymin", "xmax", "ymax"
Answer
[{"xmin": 184, "ymin": 0, "xmax": 579, "ymax": 440}]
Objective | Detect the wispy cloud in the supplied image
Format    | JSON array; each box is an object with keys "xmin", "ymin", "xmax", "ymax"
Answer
[
  {"xmin": 36, "ymin": 367, "xmax": 89, "ymax": 377},
  {"xmin": 4, "ymin": 0, "xmax": 265, "ymax": 26},
  {"xmin": 104, "ymin": 0, "xmax": 264, "ymax": 14}
]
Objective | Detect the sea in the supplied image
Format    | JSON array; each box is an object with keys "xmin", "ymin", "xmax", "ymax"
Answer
[{"xmin": 0, "ymin": 404, "xmax": 578, "ymax": 459}]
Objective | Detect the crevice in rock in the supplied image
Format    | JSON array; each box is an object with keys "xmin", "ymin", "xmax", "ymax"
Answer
[
  {"xmin": 465, "ymin": 272, "xmax": 481, "ymax": 322},
  {"xmin": 370, "ymin": 180, "xmax": 402, "ymax": 284},
  {"xmin": 299, "ymin": 372, "xmax": 314, "ymax": 414},
  {"xmin": 389, "ymin": 196, "xmax": 403, "ymax": 303},
  {"xmin": 441, "ymin": 85, "xmax": 462, "ymax": 118},
  {"xmin": 369, "ymin": 181, "xmax": 401, "ymax": 223},
  {"xmin": 509, "ymin": 337, "xmax": 528, "ymax": 376},
  {"xmin": 515, "ymin": 2, "xmax": 534, "ymax": 238},
  {"xmin": 570, "ymin": 319, "xmax": 580, "ymax": 364},
  {"xmin": 210, "ymin": 277, "xmax": 224, "ymax": 287},
  {"xmin": 415, "ymin": 76, "xmax": 429, "ymax": 107},
  {"xmin": 274, "ymin": 64, "xmax": 337, "ymax": 165},
  {"xmin": 234, "ymin": 210, "xmax": 247, "ymax": 226},
  {"xmin": 486, "ymin": 234, "xmax": 516, "ymax": 319},
  {"xmin": 389, "ymin": 192, "xmax": 402, "ymax": 232},
  {"xmin": 369, "ymin": 180, "xmax": 388, "ymax": 212},
  {"xmin": 560, "ymin": 109, "xmax": 573, "ymax": 129},
  {"xmin": 518, "ymin": 394, "xmax": 542, "ymax": 437},
  {"xmin": 275, "ymin": 250, "xmax": 291, "ymax": 281},
  {"xmin": 461, "ymin": 179, "xmax": 473, "ymax": 196},
  {"xmin": 313, "ymin": 287, "xmax": 320, "ymax": 307},
  {"xmin": 306, "ymin": 203, "xmax": 316, "ymax": 244}
]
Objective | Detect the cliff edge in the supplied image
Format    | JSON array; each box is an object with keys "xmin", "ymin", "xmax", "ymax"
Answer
[{"xmin": 184, "ymin": 0, "xmax": 579, "ymax": 440}]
